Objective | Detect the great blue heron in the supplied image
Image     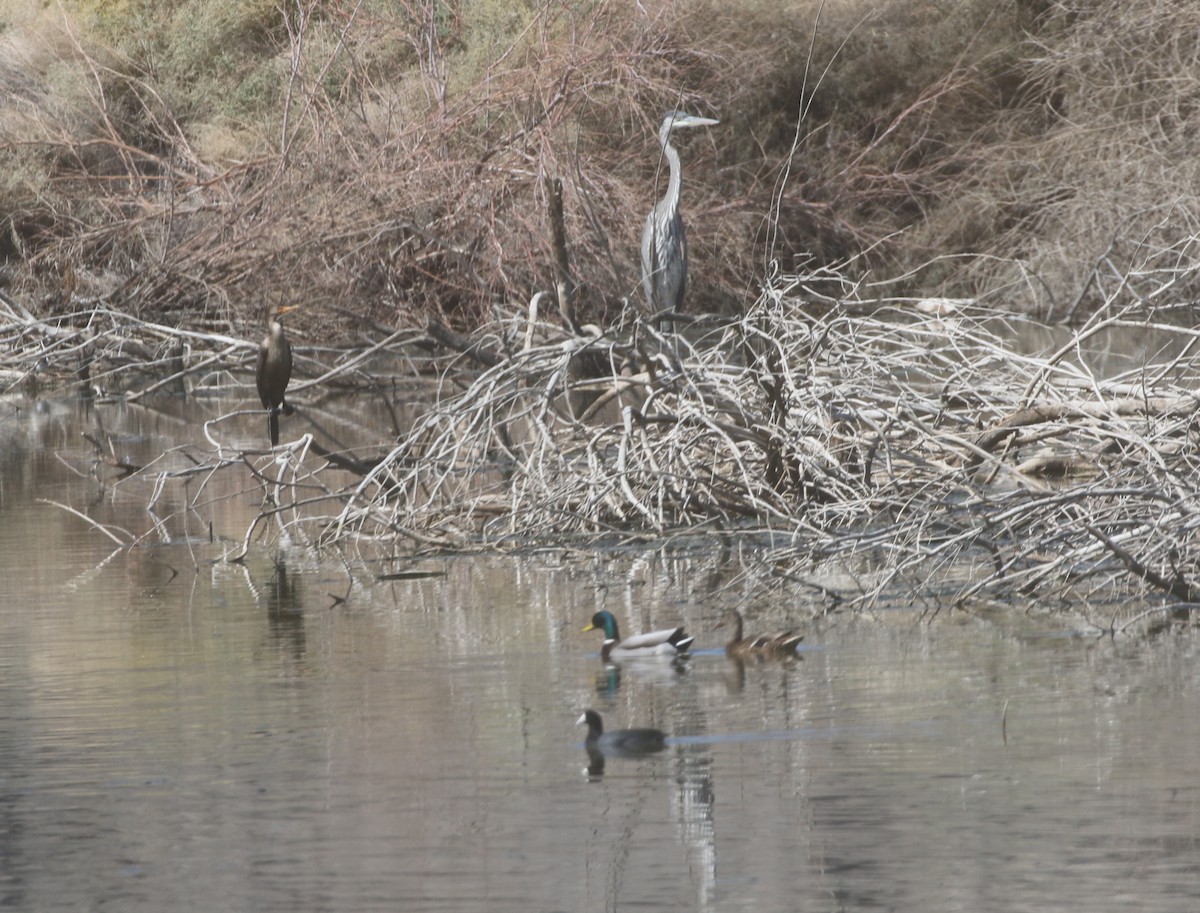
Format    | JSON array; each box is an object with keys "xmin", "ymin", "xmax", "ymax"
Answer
[
  {"xmin": 256, "ymin": 303, "xmax": 297, "ymax": 446},
  {"xmin": 640, "ymin": 110, "xmax": 719, "ymax": 327}
]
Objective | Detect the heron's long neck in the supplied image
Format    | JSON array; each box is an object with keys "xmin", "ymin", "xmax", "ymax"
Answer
[{"xmin": 660, "ymin": 136, "xmax": 682, "ymax": 211}]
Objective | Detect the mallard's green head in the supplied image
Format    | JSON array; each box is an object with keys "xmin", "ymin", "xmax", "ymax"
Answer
[{"xmin": 582, "ymin": 610, "xmax": 620, "ymax": 641}]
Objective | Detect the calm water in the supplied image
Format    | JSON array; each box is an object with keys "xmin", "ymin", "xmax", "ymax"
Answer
[{"xmin": 2, "ymin": 395, "xmax": 1199, "ymax": 912}]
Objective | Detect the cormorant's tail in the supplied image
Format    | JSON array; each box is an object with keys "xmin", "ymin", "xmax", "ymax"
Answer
[{"xmin": 268, "ymin": 410, "xmax": 280, "ymax": 446}]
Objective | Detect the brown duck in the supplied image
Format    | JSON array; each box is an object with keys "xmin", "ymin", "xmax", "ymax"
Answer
[{"xmin": 716, "ymin": 609, "xmax": 803, "ymax": 658}]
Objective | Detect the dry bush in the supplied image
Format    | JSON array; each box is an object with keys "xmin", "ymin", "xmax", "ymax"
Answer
[
  {"xmin": 913, "ymin": 0, "xmax": 1200, "ymax": 319},
  {"xmin": 0, "ymin": 0, "xmax": 1023, "ymax": 342},
  {"xmin": 6, "ymin": 0, "xmax": 1199, "ymax": 357},
  {"xmin": 0, "ymin": 0, "xmax": 757, "ymax": 336}
]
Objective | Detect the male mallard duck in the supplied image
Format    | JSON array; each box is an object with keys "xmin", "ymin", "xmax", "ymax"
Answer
[
  {"xmin": 716, "ymin": 609, "xmax": 803, "ymax": 658},
  {"xmin": 582, "ymin": 609, "xmax": 694, "ymax": 661},
  {"xmin": 577, "ymin": 709, "xmax": 666, "ymax": 755}
]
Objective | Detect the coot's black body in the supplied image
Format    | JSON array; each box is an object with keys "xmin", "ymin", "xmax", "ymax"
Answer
[{"xmin": 576, "ymin": 709, "xmax": 666, "ymax": 756}]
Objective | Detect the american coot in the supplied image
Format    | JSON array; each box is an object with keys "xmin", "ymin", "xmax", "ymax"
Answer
[
  {"xmin": 715, "ymin": 609, "xmax": 803, "ymax": 658},
  {"xmin": 576, "ymin": 709, "xmax": 666, "ymax": 757},
  {"xmin": 582, "ymin": 610, "xmax": 694, "ymax": 662}
]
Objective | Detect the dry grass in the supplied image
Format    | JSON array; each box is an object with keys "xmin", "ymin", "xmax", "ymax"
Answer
[
  {"xmin": 7, "ymin": 0, "xmax": 1200, "ymax": 333},
  {"xmin": 0, "ymin": 0, "xmax": 1023, "ymax": 340},
  {"xmin": 907, "ymin": 0, "xmax": 1200, "ymax": 318}
]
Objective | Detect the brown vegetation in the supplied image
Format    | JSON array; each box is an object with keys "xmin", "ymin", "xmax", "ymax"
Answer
[{"xmin": 3, "ymin": 0, "xmax": 1199, "ymax": 341}]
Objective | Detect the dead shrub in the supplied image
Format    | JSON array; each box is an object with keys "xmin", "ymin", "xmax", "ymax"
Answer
[
  {"xmin": 911, "ymin": 0, "xmax": 1200, "ymax": 319},
  {"xmin": 0, "ymin": 0, "xmax": 1018, "ymax": 339},
  {"xmin": 6, "ymin": 0, "xmax": 1200, "ymax": 338}
]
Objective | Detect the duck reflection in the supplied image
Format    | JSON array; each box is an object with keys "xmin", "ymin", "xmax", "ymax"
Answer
[
  {"xmin": 594, "ymin": 665, "xmax": 621, "ymax": 697},
  {"xmin": 724, "ymin": 655, "xmax": 747, "ymax": 694},
  {"xmin": 592, "ymin": 655, "xmax": 689, "ymax": 697},
  {"xmin": 584, "ymin": 746, "xmax": 607, "ymax": 777}
]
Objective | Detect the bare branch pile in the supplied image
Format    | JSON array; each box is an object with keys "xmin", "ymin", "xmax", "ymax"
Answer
[
  {"xmin": 308, "ymin": 265, "xmax": 1200, "ymax": 621},
  {"xmin": 37, "ymin": 250, "xmax": 1194, "ymax": 623}
]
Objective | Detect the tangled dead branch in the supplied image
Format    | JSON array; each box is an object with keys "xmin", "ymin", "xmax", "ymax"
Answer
[
  {"xmin": 32, "ymin": 254, "xmax": 1200, "ymax": 622},
  {"xmin": 283, "ymin": 262, "xmax": 1199, "ymax": 621}
]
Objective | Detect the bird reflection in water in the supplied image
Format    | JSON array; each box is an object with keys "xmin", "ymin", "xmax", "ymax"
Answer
[
  {"xmin": 594, "ymin": 665, "xmax": 621, "ymax": 697},
  {"xmin": 264, "ymin": 559, "xmax": 306, "ymax": 660},
  {"xmin": 723, "ymin": 654, "xmax": 748, "ymax": 695},
  {"xmin": 592, "ymin": 655, "xmax": 689, "ymax": 698}
]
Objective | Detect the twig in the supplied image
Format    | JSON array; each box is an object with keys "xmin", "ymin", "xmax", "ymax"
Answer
[{"xmin": 38, "ymin": 499, "xmax": 131, "ymax": 545}]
